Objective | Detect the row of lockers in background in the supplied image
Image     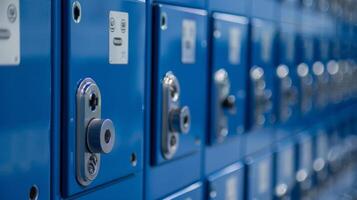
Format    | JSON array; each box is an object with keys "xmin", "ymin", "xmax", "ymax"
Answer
[{"xmin": 0, "ymin": 0, "xmax": 357, "ymax": 199}]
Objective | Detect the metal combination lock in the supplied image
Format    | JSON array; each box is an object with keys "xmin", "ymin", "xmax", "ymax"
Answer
[
  {"xmin": 76, "ymin": 78, "xmax": 116, "ymax": 186},
  {"xmin": 214, "ymin": 69, "xmax": 236, "ymax": 142},
  {"xmin": 297, "ymin": 63, "xmax": 314, "ymax": 114},
  {"xmin": 276, "ymin": 64, "xmax": 297, "ymax": 122},
  {"xmin": 312, "ymin": 61, "xmax": 329, "ymax": 109},
  {"xmin": 250, "ymin": 66, "xmax": 272, "ymax": 126},
  {"xmin": 161, "ymin": 72, "xmax": 191, "ymax": 160}
]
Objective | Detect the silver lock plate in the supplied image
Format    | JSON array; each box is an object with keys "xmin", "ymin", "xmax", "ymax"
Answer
[
  {"xmin": 76, "ymin": 78, "xmax": 102, "ymax": 186},
  {"xmin": 162, "ymin": 72, "xmax": 180, "ymax": 160},
  {"xmin": 214, "ymin": 69, "xmax": 231, "ymax": 141},
  {"xmin": 0, "ymin": 0, "xmax": 20, "ymax": 65}
]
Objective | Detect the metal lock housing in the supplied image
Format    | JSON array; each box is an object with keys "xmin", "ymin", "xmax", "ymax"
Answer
[
  {"xmin": 276, "ymin": 64, "xmax": 297, "ymax": 122},
  {"xmin": 297, "ymin": 63, "xmax": 314, "ymax": 113},
  {"xmin": 214, "ymin": 69, "xmax": 236, "ymax": 142},
  {"xmin": 312, "ymin": 61, "xmax": 329, "ymax": 109},
  {"xmin": 250, "ymin": 66, "xmax": 272, "ymax": 126},
  {"xmin": 161, "ymin": 72, "xmax": 191, "ymax": 160},
  {"xmin": 76, "ymin": 78, "xmax": 116, "ymax": 186}
]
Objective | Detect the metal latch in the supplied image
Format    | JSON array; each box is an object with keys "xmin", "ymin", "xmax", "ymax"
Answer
[
  {"xmin": 76, "ymin": 78, "xmax": 116, "ymax": 186},
  {"xmin": 214, "ymin": 69, "xmax": 236, "ymax": 141},
  {"xmin": 161, "ymin": 72, "xmax": 191, "ymax": 160}
]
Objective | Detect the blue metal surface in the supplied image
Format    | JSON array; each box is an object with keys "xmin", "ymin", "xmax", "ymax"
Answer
[
  {"xmin": 207, "ymin": 162, "xmax": 244, "ymax": 200},
  {"xmin": 154, "ymin": 0, "xmax": 205, "ymax": 9},
  {"xmin": 145, "ymin": 4, "xmax": 207, "ymax": 199},
  {"xmin": 151, "ymin": 3, "xmax": 207, "ymax": 165},
  {"xmin": 245, "ymin": 151, "xmax": 274, "ymax": 200},
  {"xmin": 207, "ymin": 0, "xmax": 250, "ymax": 16},
  {"xmin": 273, "ymin": 137, "xmax": 296, "ymax": 199},
  {"xmin": 163, "ymin": 182, "xmax": 203, "ymax": 200},
  {"xmin": 61, "ymin": 0, "xmax": 145, "ymax": 196},
  {"xmin": 0, "ymin": 1, "xmax": 52, "ymax": 199},
  {"xmin": 204, "ymin": 12, "xmax": 248, "ymax": 175}
]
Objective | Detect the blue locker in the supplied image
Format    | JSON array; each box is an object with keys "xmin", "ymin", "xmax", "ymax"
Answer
[
  {"xmin": 205, "ymin": 12, "xmax": 249, "ymax": 174},
  {"xmin": 312, "ymin": 124, "xmax": 330, "ymax": 184},
  {"xmin": 61, "ymin": 0, "xmax": 145, "ymax": 196},
  {"xmin": 245, "ymin": 0, "xmax": 279, "ymax": 156},
  {"xmin": 163, "ymin": 182, "xmax": 203, "ymax": 200},
  {"xmin": 273, "ymin": 138, "xmax": 296, "ymax": 199},
  {"xmin": 294, "ymin": 130, "xmax": 315, "ymax": 199},
  {"xmin": 0, "ymin": 0, "xmax": 52, "ymax": 199},
  {"xmin": 296, "ymin": 8, "xmax": 316, "ymax": 119},
  {"xmin": 207, "ymin": 0, "xmax": 250, "ymax": 16},
  {"xmin": 146, "ymin": 4, "xmax": 207, "ymax": 199},
  {"xmin": 153, "ymin": 0, "xmax": 205, "ymax": 9},
  {"xmin": 72, "ymin": 173, "xmax": 143, "ymax": 200},
  {"xmin": 276, "ymin": 1, "xmax": 300, "ymax": 126},
  {"xmin": 207, "ymin": 163, "xmax": 245, "ymax": 200},
  {"xmin": 245, "ymin": 152, "xmax": 274, "ymax": 200},
  {"xmin": 249, "ymin": 5, "xmax": 279, "ymax": 129}
]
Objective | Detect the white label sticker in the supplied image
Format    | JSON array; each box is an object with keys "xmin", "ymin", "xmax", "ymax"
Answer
[
  {"xmin": 109, "ymin": 11, "xmax": 129, "ymax": 65},
  {"xmin": 182, "ymin": 19, "xmax": 196, "ymax": 64},
  {"xmin": 317, "ymin": 131, "xmax": 328, "ymax": 158},
  {"xmin": 225, "ymin": 176, "xmax": 238, "ymax": 200},
  {"xmin": 302, "ymin": 138, "xmax": 312, "ymax": 169},
  {"xmin": 258, "ymin": 159, "xmax": 270, "ymax": 194},
  {"xmin": 261, "ymin": 31, "xmax": 273, "ymax": 62},
  {"xmin": 282, "ymin": 147, "xmax": 293, "ymax": 178},
  {"xmin": 229, "ymin": 27, "xmax": 242, "ymax": 65},
  {"xmin": 0, "ymin": 0, "xmax": 20, "ymax": 65}
]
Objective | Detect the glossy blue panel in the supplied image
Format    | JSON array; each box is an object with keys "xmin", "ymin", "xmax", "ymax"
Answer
[
  {"xmin": 0, "ymin": 1, "xmax": 52, "ymax": 199},
  {"xmin": 276, "ymin": 20, "xmax": 300, "ymax": 125},
  {"xmin": 296, "ymin": 131, "xmax": 314, "ymax": 175},
  {"xmin": 251, "ymin": 0, "xmax": 278, "ymax": 21},
  {"xmin": 207, "ymin": 163, "xmax": 244, "ymax": 200},
  {"xmin": 209, "ymin": 13, "xmax": 248, "ymax": 143},
  {"xmin": 146, "ymin": 4, "xmax": 206, "ymax": 199},
  {"xmin": 208, "ymin": 0, "xmax": 250, "ymax": 16},
  {"xmin": 73, "ymin": 173, "xmax": 143, "ymax": 200},
  {"xmin": 246, "ymin": 151, "xmax": 273, "ymax": 200},
  {"xmin": 151, "ymin": 4, "xmax": 207, "ymax": 165},
  {"xmin": 204, "ymin": 13, "xmax": 248, "ymax": 172},
  {"xmin": 62, "ymin": 0, "xmax": 145, "ymax": 196},
  {"xmin": 274, "ymin": 138, "xmax": 296, "ymax": 197},
  {"xmin": 249, "ymin": 18, "xmax": 278, "ymax": 128},
  {"xmin": 163, "ymin": 182, "xmax": 203, "ymax": 200},
  {"xmin": 154, "ymin": 0, "xmax": 205, "ymax": 9}
]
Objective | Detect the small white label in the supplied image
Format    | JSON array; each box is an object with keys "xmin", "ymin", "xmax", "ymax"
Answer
[
  {"xmin": 302, "ymin": 138, "xmax": 312, "ymax": 169},
  {"xmin": 0, "ymin": 0, "xmax": 20, "ymax": 65},
  {"xmin": 181, "ymin": 19, "xmax": 196, "ymax": 64},
  {"xmin": 317, "ymin": 131, "xmax": 328, "ymax": 158},
  {"xmin": 229, "ymin": 27, "xmax": 242, "ymax": 65},
  {"xmin": 282, "ymin": 147, "xmax": 293, "ymax": 178},
  {"xmin": 225, "ymin": 176, "xmax": 238, "ymax": 200},
  {"xmin": 261, "ymin": 31, "xmax": 273, "ymax": 62},
  {"xmin": 109, "ymin": 11, "xmax": 129, "ymax": 65},
  {"xmin": 258, "ymin": 159, "xmax": 270, "ymax": 194}
]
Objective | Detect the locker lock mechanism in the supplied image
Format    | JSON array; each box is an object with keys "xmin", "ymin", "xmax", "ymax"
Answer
[
  {"xmin": 276, "ymin": 65, "xmax": 297, "ymax": 122},
  {"xmin": 297, "ymin": 63, "xmax": 313, "ymax": 113},
  {"xmin": 76, "ymin": 78, "xmax": 116, "ymax": 186},
  {"xmin": 250, "ymin": 66, "xmax": 272, "ymax": 126},
  {"xmin": 162, "ymin": 72, "xmax": 191, "ymax": 160},
  {"xmin": 214, "ymin": 69, "xmax": 236, "ymax": 141}
]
